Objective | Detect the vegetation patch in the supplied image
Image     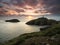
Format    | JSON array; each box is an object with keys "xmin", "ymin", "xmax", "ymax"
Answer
[{"xmin": 4, "ymin": 23, "xmax": 60, "ymax": 45}]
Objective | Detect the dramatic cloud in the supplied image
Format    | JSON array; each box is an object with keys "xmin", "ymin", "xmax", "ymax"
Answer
[
  {"xmin": 42, "ymin": 0, "xmax": 60, "ymax": 13},
  {"xmin": 24, "ymin": 0, "xmax": 38, "ymax": 6},
  {"xmin": 0, "ymin": 0, "xmax": 60, "ymax": 15}
]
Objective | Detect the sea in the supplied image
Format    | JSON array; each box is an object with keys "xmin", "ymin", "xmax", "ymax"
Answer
[{"xmin": 0, "ymin": 14, "xmax": 60, "ymax": 43}]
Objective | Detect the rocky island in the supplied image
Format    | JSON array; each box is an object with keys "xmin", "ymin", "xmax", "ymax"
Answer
[
  {"xmin": 5, "ymin": 19, "xmax": 20, "ymax": 23},
  {"xmin": 26, "ymin": 17, "xmax": 58, "ymax": 26}
]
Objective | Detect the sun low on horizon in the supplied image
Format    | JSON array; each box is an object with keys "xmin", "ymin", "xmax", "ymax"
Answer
[{"xmin": 0, "ymin": 0, "xmax": 60, "ymax": 44}]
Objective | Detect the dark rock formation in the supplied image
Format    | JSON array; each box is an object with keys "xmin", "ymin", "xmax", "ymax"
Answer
[
  {"xmin": 26, "ymin": 17, "xmax": 58, "ymax": 26},
  {"xmin": 5, "ymin": 19, "xmax": 20, "ymax": 23}
]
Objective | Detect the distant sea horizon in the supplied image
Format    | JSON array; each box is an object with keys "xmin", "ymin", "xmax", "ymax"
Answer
[{"xmin": 0, "ymin": 14, "xmax": 60, "ymax": 21}]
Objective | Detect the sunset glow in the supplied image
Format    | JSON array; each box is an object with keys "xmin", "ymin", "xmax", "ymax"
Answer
[
  {"xmin": 6, "ymin": 10, "xmax": 19, "ymax": 15},
  {"xmin": 4, "ymin": 6, "xmax": 51, "ymax": 15},
  {"xmin": 26, "ymin": 16, "xmax": 33, "ymax": 19},
  {"xmin": 0, "ymin": 0, "xmax": 60, "ymax": 44},
  {"xmin": 6, "ymin": 9, "xmax": 50, "ymax": 15},
  {"xmin": 0, "ymin": 0, "xmax": 59, "ymax": 16},
  {"xmin": 6, "ymin": 5, "xmax": 49, "ymax": 15}
]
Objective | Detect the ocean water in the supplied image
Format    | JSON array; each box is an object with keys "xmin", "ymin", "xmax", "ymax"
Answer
[{"xmin": 0, "ymin": 15, "xmax": 60, "ymax": 43}]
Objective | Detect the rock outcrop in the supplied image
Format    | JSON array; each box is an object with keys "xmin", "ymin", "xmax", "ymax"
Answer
[{"xmin": 5, "ymin": 19, "xmax": 20, "ymax": 23}]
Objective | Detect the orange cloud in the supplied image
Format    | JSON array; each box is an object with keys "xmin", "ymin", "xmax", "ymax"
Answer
[{"xmin": 6, "ymin": 10, "xmax": 19, "ymax": 15}]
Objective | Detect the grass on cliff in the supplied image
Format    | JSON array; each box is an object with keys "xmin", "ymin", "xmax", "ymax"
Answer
[{"xmin": 4, "ymin": 23, "xmax": 60, "ymax": 45}]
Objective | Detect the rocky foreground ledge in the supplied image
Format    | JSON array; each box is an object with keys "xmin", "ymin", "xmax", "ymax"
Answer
[
  {"xmin": 4, "ymin": 23, "xmax": 60, "ymax": 45},
  {"xmin": 5, "ymin": 19, "xmax": 20, "ymax": 23}
]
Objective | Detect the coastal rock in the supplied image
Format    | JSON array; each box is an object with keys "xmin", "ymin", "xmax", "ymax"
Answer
[
  {"xmin": 26, "ymin": 17, "xmax": 58, "ymax": 26},
  {"xmin": 4, "ymin": 21, "xmax": 60, "ymax": 45},
  {"xmin": 5, "ymin": 19, "xmax": 20, "ymax": 23}
]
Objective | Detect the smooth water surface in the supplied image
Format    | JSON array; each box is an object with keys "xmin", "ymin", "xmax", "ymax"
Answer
[{"xmin": 0, "ymin": 15, "xmax": 60, "ymax": 43}]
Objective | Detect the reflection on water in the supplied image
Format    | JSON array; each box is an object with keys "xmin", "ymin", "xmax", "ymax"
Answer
[{"xmin": 0, "ymin": 22, "xmax": 40, "ymax": 42}]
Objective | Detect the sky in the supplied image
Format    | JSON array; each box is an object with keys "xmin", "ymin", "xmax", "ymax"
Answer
[{"xmin": 0, "ymin": 0, "xmax": 60, "ymax": 15}]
